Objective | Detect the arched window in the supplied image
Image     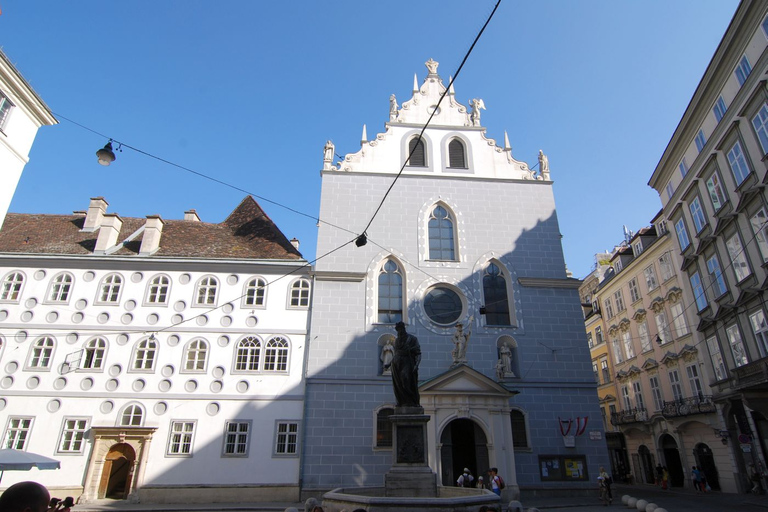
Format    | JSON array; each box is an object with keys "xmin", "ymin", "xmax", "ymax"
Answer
[
  {"xmin": 1, "ymin": 271, "xmax": 24, "ymax": 302},
  {"xmin": 119, "ymin": 404, "xmax": 144, "ymax": 426},
  {"xmin": 48, "ymin": 272, "xmax": 74, "ymax": 303},
  {"xmin": 448, "ymin": 139, "xmax": 467, "ymax": 169},
  {"xmin": 483, "ymin": 262, "xmax": 511, "ymax": 325},
  {"xmin": 28, "ymin": 337, "xmax": 55, "ymax": 368},
  {"xmin": 146, "ymin": 274, "xmax": 171, "ymax": 305},
  {"xmin": 375, "ymin": 407, "xmax": 395, "ymax": 448},
  {"xmin": 133, "ymin": 337, "xmax": 157, "ymax": 371},
  {"xmin": 289, "ymin": 279, "xmax": 310, "ymax": 308},
  {"xmin": 82, "ymin": 337, "xmax": 107, "ymax": 370},
  {"xmin": 407, "ymin": 137, "xmax": 426, "ymax": 167},
  {"xmin": 184, "ymin": 339, "xmax": 208, "ymax": 372},
  {"xmin": 378, "ymin": 259, "xmax": 403, "ymax": 323},
  {"xmin": 97, "ymin": 273, "xmax": 123, "ymax": 304},
  {"xmin": 243, "ymin": 277, "xmax": 267, "ymax": 307},
  {"xmin": 195, "ymin": 276, "xmax": 218, "ymax": 306},
  {"xmin": 235, "ymin": 336, "xmax": 261, "ymax": 372},
  {"xmin": 510, "ymin": 409, "xmax": 529, "ymax": 448},
  {"xmin": 428, "ymin": 205, "xmax": 456, "ymax": 261},
  {"xmin": 264, "ymin": 336, "xmax": 289, "ymax": 372}
]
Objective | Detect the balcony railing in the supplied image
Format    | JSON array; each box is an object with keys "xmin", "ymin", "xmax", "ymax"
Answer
[
  {"xmin": 661, "ymin": 396, "xmax": 716, "ymax": 418},
  {"xmin": 610, "ymin": 407, "xmax": 648, "ymax": 425},
  {"xmin": 732, "ymin": 359, "xmax": 768, "ymax": 390}
]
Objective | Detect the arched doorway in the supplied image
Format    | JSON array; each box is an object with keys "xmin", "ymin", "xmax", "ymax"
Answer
[
  {"xmin": 660, "ymin": 434, "xmax": 684, "ymax": 487},
  {"xmin": 637, "ymin": 445, "xmax": 655, "ymax": 484},
  {"xmin": 693, "ymin": 443, "xmax": 720, "ymax": 491},
  {"xmin": 439, "ymin": 418, "xmax": 489, "ymax": 486},
  {"xmin": 98, "ymin": 443, "xmax": 135, "ymax": 499}
]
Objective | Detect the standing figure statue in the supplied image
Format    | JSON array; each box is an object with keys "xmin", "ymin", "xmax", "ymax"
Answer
[
  {"xmin": 323, "ymin": 140, "xmax": 335, "ymax": 170},
  {"xmin": 380, "ymin": 337, "xmax": 394, "ymax": 374},
  {"xmin": 499, "ymin": 343, "xmax": 514, "ymax": 376},
  {"xmin": 538, "ymin": 150, "xmax": 550, "ymax": 180},
  {"xmin": 451, "ymin": 316, "xmax": 474, "ymax": 364},
  {"xmin": 469, "ymin": 98, "xmax": 485, "ymax": 127},
  {"xmin": 389, "ymin": 94, "xmax": 398, "ymax": 121},
  {"xmin": 383, "ymin": 321, "xmax": 422, "ymax": 408}
]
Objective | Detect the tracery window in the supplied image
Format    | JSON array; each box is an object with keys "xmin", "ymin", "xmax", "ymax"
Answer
[
  {"xmin": 482, "ymin": 262, "xmax": 510, "ymax": 325},
  {"xmin": 378, "ymin": 259, "xmax": 403, "ymax": 323},
  {"xmin": 235, "ymin": 336, "xmax": 261, "ymax": 372},
  {"xmin": 428, "ymin": 205, "xmax": 456, "ymax": 261}
]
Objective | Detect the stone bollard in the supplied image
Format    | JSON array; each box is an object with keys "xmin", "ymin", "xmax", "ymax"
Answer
[
  {"xmin": 622, "ymin": 495, "xmax": 632, "ymax": 505},
  {"xmin": 508, "ymin": 500, "xmax": 524, "ymax": 512},
  {"xmin": 646, "ymin": 504, "xmax": 658, "ymax": 512},
  {"xmin": 627, "ymin": 497, "xmax": 638, "ymax": 508},
  {"xmin": 636, "ymin": 499, "xmax": 648, "ymax": 510}
]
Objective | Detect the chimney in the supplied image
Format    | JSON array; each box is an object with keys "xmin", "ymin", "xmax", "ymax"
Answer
[
  {"xmin": 94, "ymin": 214, "xmax": 123, "ymax": 253},
  {"xmin": 139, "ymin": 215, "xmax": 164, "ymax": 255},
  {"xmin": 82, "ymin": 197, "xmax": 108, "ymax": 232},
  {"xmin": 184, "ymin": 209, "xmax": 201, "ymax": 222},
  {"xmin": 290, "ymin": 238, "xmax": 300, "ymax": 250}
]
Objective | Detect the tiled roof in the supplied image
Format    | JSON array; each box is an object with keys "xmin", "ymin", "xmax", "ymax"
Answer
[{"xmin": 0, "ymin": 196, "xmax": 303, "ymax": 261}]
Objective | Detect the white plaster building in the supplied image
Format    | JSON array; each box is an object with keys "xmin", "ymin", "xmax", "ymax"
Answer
[
  {"xmin": 0, "ymin": 49, "xmax": 57, "ymax": 230},
  {"xmin": 302, "ymin": 59, "xmax": 608, "ymax": 499},
  {"xmin": 0, "ymin": 196, "xmax": 310, "ymax": 503}
]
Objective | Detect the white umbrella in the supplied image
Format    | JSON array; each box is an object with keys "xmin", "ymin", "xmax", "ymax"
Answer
[{"xmin": 0, "ymin": 449, "xmax": 60, "ymax": 483}]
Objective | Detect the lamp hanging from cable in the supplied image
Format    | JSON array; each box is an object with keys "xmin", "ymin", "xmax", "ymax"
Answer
[{"xmin": 96, "ymin": 140, "xmax": 116, "ymax": 166}]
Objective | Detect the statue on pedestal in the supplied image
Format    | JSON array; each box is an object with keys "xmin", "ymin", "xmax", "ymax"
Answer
[
  {"xmin": 469, "ymin": 99, "xmax": 485, "ymax": 126},
  {"xmin": 538, "ymin": 149, "xmax": 550, "ymax": 180},
  {"xmin": 384, "ymin": 322, "xmax": 421, "ymax": 408},
  {"xmin": 451, "ymin": 316, "xmax": 474, "ymax": 364},
  {"xmin": 323, "ymin": 140, "xmax": 335, "ymax": 170}
]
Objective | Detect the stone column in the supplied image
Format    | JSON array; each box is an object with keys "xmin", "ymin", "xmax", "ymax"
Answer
[{"xmin": 384, "ymin": 406, "xmax": 437, "ymax": 497}]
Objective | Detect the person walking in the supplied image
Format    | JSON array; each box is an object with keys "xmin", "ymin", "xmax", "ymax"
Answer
[
  {"xmin": 489, "ymin": 467, "xmax": 504, "ymax": 496},
  {"xmin": 598, "ymin": 466, "xmax": 612, "ymax": 506},
  {"xmin": 691, "ymin": 466, "xmax": 701, "ymax": 492}
]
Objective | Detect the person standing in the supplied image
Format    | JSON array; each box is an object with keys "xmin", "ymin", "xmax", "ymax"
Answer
[
  {"xmin": 456, "ymin": 468, "xmax": 474, "ymax": 488},
  {"xmin": 691, "ymin": 466, "xmax": 701, "ymax": 492},
  {"xmin": 662, "ymin": 466, "xmax": 669, "ymax": 490},
  {"xmin": 598, "ymin": 466, "xmax": 612, "ymax": 505}
]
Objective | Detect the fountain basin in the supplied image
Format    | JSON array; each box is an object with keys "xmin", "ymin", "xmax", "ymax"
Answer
[{"xmin": 322, "ymin": 486, "xmax": 500, "ymax": 512}]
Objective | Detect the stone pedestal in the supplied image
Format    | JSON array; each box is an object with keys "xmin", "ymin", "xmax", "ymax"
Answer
[{"xmin": 384, "ymin": 406, "xmax": 437, "ymax": 497}]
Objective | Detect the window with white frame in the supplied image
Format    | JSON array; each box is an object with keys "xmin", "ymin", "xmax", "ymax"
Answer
[
  {"xmin": 621, "ymin": 385, "xmax": 632, "ymax": 410},
  {"xmin": 243, "ymin": 277, "xmax": 267, "ymax": 307},
  {"xmin": 632, "ymin": 241, "xmax": 644, "ymax": 257},
  {"xmin": 376, "ymin": 408, "xmax": 394, "ymax": 448},
  {"xmin": 749, "ymin": 310, "xmax": 768, "ymax": 359},
  {"xmin": 666, "ymin": 182, "xmax": 675, "ymax": 201},
  {"xmin": 735, "ymin": 54, "xmax": 752, "ymax": 86},
  {"xmin": 195, "ymin": 276, "xmax": 218, "ymax": 306},
  {"xmin": 145, "ymin": 275, "xmax": 170, "ymax": 305},
  {"xmin": 752, "ymin": 103, "xmax": 768, "ymax": 154},
  {"xmin": 0, "ymin": 271, "xmax": 24, "ymax": 301},
  {"xmin": 686, "ymin": 365, "xmax": 704, "ymax": 399},
  {"xmin": 615, "ymin": 259, "xmax": 623, "ymax": 273},
  {"xmin": 638, "ymin": 321, "xmax": 652, "ymax": 352},
  {"xmin": 603, "ymin": 298, "xmax": 614, "ymax": 319},
  {"xmin": 587, "ymin": 332, "xmax": 594, "ymax": 349},
  {"xmin": 690, "ymin": 271, "xmax": 708, "ymax": 311},
  {"xmin": 235, "ymin": 336, "xmax": 261, "ymax": 372},
  {"xmin": 592, "ymin": 361, "xmax": 599, "ymax": 382},
  {"xmin": 678, "ymin": 158, "xmax": 688, "ymax": 178},
  {"xmin": 274, "ymin": 421, "xmax": 299, "ymax": 456},
  {"xmin": 668, "ymin": 370, "xmax": 684, "ymax": 401},
  {"xmin": 82, "ymin": 337, "xmax": 107, "ymax": 370},
  {"xmin": 0, "ymin": 91, "xmax": 13, "ymax": 131},
  {"xmin": 633, "ymin": 381, "xmax": 646, "ymax": 410},
  {"xmin": 614, "ymin": 290, "xmax": 625, "ymax": 313},
  {"xmin": 510, "ymin": 409, "xmax": 529, "ymax": 448},
  {"xmin": 612, "ymin": 338, "xmax": 624, "ymax": 365},
  {"xmin": 726, "ymin": 234, "xmax": 751, "ymax": 282},
  {"xmin": 28, "ymin": 337, "xmax": 55, "ymax": 369},
  {"xmin": 644, "ymin": 265, "xmax": 659, "ymax": 292},
  {"xmin": 3, "ymin": 417, "xmax": 32, "ymax": 450},
  {"xmin": 727, "ymin": 141, "xmax": 751, "ymax": 185},
  {"xmin": 601, "ymin": 359, "xmax": 610, "ymax": 383},
  {"xmin": 707, "ymin": 336, "xmax": 727, "ymax": 381},
  {"xmin": 167, "ymin": 420, "xmax": 196, "ymax": 456},
  {"xmin": 483, "ymin": 262, "xmax": 511, "ymax": 325},
  {"xmin": 595, "ymin": 326, "xmax": 603, "ymax": 345},
  {"xmin": 428, "ymin": 205, "xmax": 456, "ymax": 261},
  {"xmin": 726, "ymin": 324, "xmax": 749, "ymax": 367},
  {"xmin": 706, "ymin": 255, "xmax": 727, "ymax": 298},
  {"xmin": 289, "ymin": 279, "xmax": 310, "ymax": 307},
  {"xmin": 649, "ymin": 376, "xmax": 664, "ymax": 411},
  {"xmin": 689, "ymin": 197, "xmax": 707, "ymax": 233},
  {"xmin": 655, "ymin": 311, "xmax": 672, "ymax": 344},
  {"xmin": 223, "ymin": 420, "xmax": 251, "ymax": 456},
  {"xmin": 695, "ymin": 129, "xmax": 707, "ymax": 152},
  {"xmin": 119, "ymin": 404, "xmax": 144, "ymax": 426},
  {"xmin": 669, "ymin": 302, "xmax": 688, "ymax": 337},
  {"xmin": 184, "ymin": 339, "xmax": 208, "ymax": 372},
  {"xmin": 407, "ymin": 137, "xmax": 426, "ymax": 167},
  {"xmin": 675, "ymin": 218, "xmax": 691, "ymax": 251},
  {"xmin": 622, "ymin": 331, "xmax": 635, "ymax": 359},
  {"xmin": 132, "ymin": 338, "xmax": 157, "ymax": 371},
  {"xmin": 378, "ymin": 259, "xmax": 403, "ymax": 323},
  {"xmin": 751, "ymin": 208, "xmax": 768, "ymax": 262},
  {"xmin": 705, "ymin": 172, "xmax": 727, "ymax": 211},
  {"xmin": 263, "ymin": 336, "xmax": 289, "ymax": 372},
  {"xmin": 97, "ymin": 273, "xmax": 123, "ymax": 304},
  {"xmin": 628, "ymin": 278, "xmax": 641, "ymax": 303},
  {"xmin": 58, "ymin": 418, "xmax": 89, "ymax": 453},
  {"xmin": 713, "ymin": 95, "xmax": 728, "ymax": 123},
  {"xmin": 48, "ymin": 272, "xmax": 73, "ymax": 303},
  {"xmin": 659, "ymin": 253, "xmax": 675, "ymax": 282},
  {"xmin": 447, "ymin": 138, "xmax": 467, "ymax": 168}
]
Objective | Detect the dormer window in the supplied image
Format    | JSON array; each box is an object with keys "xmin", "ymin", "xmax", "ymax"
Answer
[
  {"xmin": 407, "ymin": 137, "xmax": 426, "ymax": 167},
  {"xmin": 614, "ymin": 260, "xmax": 623, "ymax": 273},
  {"xmin": 632, "ymin": 241, "xmax": 643, "ymax": 257}
]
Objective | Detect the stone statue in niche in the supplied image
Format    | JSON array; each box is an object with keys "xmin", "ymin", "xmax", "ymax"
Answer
[
  {"xmin": 494, "ymin": 359, "xmax": 505, "ymax": 381},
  {"xmin": 451, "ymin": 316, "xmax": 474, "ymax": 365},
  {"xmin": 469, "ymin": 98, "xmax": 485, "ymax": 126},
  {"xmin": 389, "ymin": 94, "xmax": 398, "ymax": 121},
  {"xmin": 383, "ymin": 321, "xmax": 421, "ymax": 408},
  {"xmin": 538, "ymin": 149, "xmax": 550, "ymax": 180},
  {"xmin": 380, "ymin": 338, "xmax": 394, "ymax": 374},
  {"xmin": 499, "ymin": 342, "xmax": 515, "ymax": 377},
  {"xmin": 323, "ymin": 140, "xmax": 335, "ymax": 170}
]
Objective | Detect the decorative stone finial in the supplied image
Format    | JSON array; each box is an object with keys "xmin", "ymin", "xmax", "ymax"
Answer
[
  {"xmin": 361, "ymin": 124, "xmax": 368, "ymax": 145},
  {"xmin": 504, "ymin": 131, "xmax": 511, "ymax": 151},
  {"xmin": 448, "ymin": 76, "xmax": 455, "ymax": 95},
  {"xmin": 425, "ymin": 58, "xmax": 439, "ymax": 76},
  {"xmin": 413, "ymin": 73, "xmax": 419, "ymax": 93}
]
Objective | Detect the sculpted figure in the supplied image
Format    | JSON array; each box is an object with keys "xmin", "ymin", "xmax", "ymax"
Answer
[
  {"xmin": 425, "ymin": 58, "xmax": 439, "ymax": 75},
  {"xmin": 389, "ymin": 94, "xmax": 398, "ymax": 121},
  {"xmin": 323, "ymin": 140, "xmax": 335, "ymax": 170},
  {"xmin": 538, "ymin": 150, "xmax": 550, "ymax": 180},
  {"xmin": 495, "ymin": 359, "xmax": 505, "ymax": 381},
  {"xmin": 451, "ymin": 316, "xmax": 474, "ymax": 364},
  {"xmin": 384, "ymin": 321, "xmax": 421, "ymax": 408},
  {"xmin": 500, "ymin": 343, "xmax": 514, "ymax": 375},
  {"xmin": 380, "ymin": 338, "xmax": 394, "ymax": 373},
  {"xmin": 469, "ymin": 98, "xmax": 485, "ymax": 126}
]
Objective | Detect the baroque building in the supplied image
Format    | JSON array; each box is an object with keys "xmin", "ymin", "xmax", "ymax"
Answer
[
  {"xmin": 302, "ymin": 59, "xmax": 608, "ymax": 499},
  {"xmin": 0, "ymin": 196, "xmax": 310, "ymax": 503},
  {"xmin": 648, "ymin": 0, "xmax": 768, "ymax": 493}
]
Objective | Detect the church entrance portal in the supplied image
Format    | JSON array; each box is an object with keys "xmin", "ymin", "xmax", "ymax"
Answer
[
  {"xmin": 660, "ymin": 434, "xmax": 684, "ymax": 488},
  {"xmin": 98, "ymin": 443, "xmax": 135, "ymax": 499},
  {"xmin": 439, "ymin": 418, "xmax": 489, "ymax": 486}
]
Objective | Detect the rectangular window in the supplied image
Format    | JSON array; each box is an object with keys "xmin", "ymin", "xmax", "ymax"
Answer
[
  {"xmin": 666, "ymin": 182, "xmax": 675, "ymax": 200},
  {"xmin": 614, "ymin": 290, "xmax": 625, "ymax": 312},
  {"xmin": 601, "ymin": 359, "xmax": 610, "ymax": 383},
  {"xmin": 644, "ymin": 265, "xmax": 659, "ymax": 292},
  {"xmin": 622, "ymin": 331, "xmax": 635, "ymax": 359},
  {"xmin": 4, "ymin": 417, "xmax": 32, "ymax": 450},
  {"xmin": 649, "ymin": 376, "xmax": 664, "ymax": 411},
  {"xmin": 675, "ymin": 218, "xmax": 691, "ymax": 250},
  {"xmin": 223, "ymin": 421, "xmax": 251, "ymax": 456},
  {"xmin": 713, "ymin": 95, "xmax": 727, "ymax": 123},
  {"xmin": 735, "ymin": 54, "xmax": 752, "ymax": 86},
  {"xmin": 751, "ymin": 208, "xmax": 768, "ymax": 262},
  {"xmin": 275, "ymin": 421, "xmax": 299, "ymax": 455},
  {"xmin": 615, "ymin": 260, "xmax": 623, "ymax": 273},
  {"xmin": 695, "ymin": 129, "xmax": 707, "ymax": 152},
  {"xmin": 690, "ymin": 272, "xmax": 708, "ymax": 311},
  {"xmin": 595, "ymin": 326, "xmax": 603, "ymax": 345},
  {"xmin": 587, "ymin": 332, "xmax": 594, "ymax": 349},
  {"xmin": 669, "ymin": 370, "xmax": 684, "ymax": 401},
  {"xmin": 707, "ymin": 336, "xmax": 727, "ymax": 381},
  {"xmin": 669, "ymin": 302, "xmax": 689, "ymax": 338},
  {"xmin": 612, "ymin": 338, "xmax": 624, "ymax": 365},
  {"xmin": 622, "ymin": 385, "xmax": 632, "ymax": 410},
  {"xmin": 705, "ymin": 172, "xmax": 727, "ymax": 211},
  {"xmin": 655, "ymin": 311, "xmax": 672, "ymax": 344},
  {"xmin": 763, "ymin": 15, "xmax": 768, "ymax": 39},
  {"xmin": 593, "ymin": 362, "xmax": 599, "ymax": 383},
  {"xmin": 689, "ymin": 197, "xmax": 707, "ymax": 233},
  {"xmin": 632, "ymin": 241, "xmax": 644, "ymax": 257},
  {"xmin": 706, "ymin": 255, "xmax": 727, "ymax": 297},
  {"xmin": 678, "ymin": 158, "xmax": 688, "ymax": 178},
  {"xmin": 726, "ymin": 324, "xmax": 749, "ymax": 367},
  {"xmin": 0, "ymin": 91, "xmax": 13, "ymax": 131},
  {"xmin": 752, "ymin": 103, "xmax": 768, "ymax": 154},
  {"xmin": 633, "ymin": 381, "xmax": 645, "ymax": 410},
  {"xmin": 727, "ymin": 141, "xmax": 751, "ymax": 185},
  {"xmin": 58, "ymin": 418, "xmax": 88, "ymax": 453},
  {"xmin": 638, "ymin": 321, "xmax": 652, "ymax": 352},
  {"xmin": 628, "ymin": 278, "xmax": 641, "ymax": 303},
  {"xmin": 604, "ymin": 298, "xmax": 614, "ymax": 319},
  {"xmin": 686, "ymin": 364, "xmax": 704, "ymax": 399},
  {"xmin": 659, "ymin": 253, "xmax": 674, "ymax": 282},
  {"xmin": 749, "ymin": 310, "xmax": 768, "ymax": 359},
  {"xmin": 726, "ymin": 234, "xmax": 751, "ymax": 282},
  {"xmin": 167, "ymin": 421, "xmax": 196, "ymax": 456}
]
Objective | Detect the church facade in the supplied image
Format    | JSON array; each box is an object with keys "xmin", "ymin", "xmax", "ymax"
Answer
[{"xmin": 302, "ymin": 60, "xmax": 608, "ymax": 498}]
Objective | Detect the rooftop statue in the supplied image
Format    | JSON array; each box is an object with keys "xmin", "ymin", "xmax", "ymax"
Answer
[
  {"xmin": 469, "ymin": 98, "xmax": 485, "ymax": 126},
  {"xmin": 389, "ymin": 94, "xmax": 398, "ymax": 121},
  {"xmin": 384, "ymin": 321, "xmax": 421, "ymax": 408},
  {"xmin": 538, "ymin": 150, "xmax": 550, "ymax": 180},
  {"xmin": 425, "ymin": 58, "xmax": 439, "ymax": 76},
  {"xmin": 323, "ymin": 140, "xmax": 335, "ymax": 171}
]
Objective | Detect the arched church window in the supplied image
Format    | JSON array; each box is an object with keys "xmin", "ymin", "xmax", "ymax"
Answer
[
  {"xmin": 483, "ymin": 262, "xmax": 511, "ymax": 325},
  {"xmin": 407, "ymin": 137, "xmax": 426, "ymax": 167},
  {"xmin": 510, "ymin": 409, "xmax": 529, "ymax": 448},
  {"xmin": 428, "ymin": 205, "xmax": 456, "ymax": 261},
  {"xmin": 448, "ymin": 139, "xmax": 467, "ymax": 168},
  {"xmin": 378, "ymin": 259, "xmax": 403, "ymax": 323},
  {"xmin": 376, "ymin": 407, "xmax": 394, "ymax": 448}
]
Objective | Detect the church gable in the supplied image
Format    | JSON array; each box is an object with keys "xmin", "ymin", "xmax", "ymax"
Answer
[{"xmin": 420, "ymin": 363, "xmax": 515, "ymax": 397}]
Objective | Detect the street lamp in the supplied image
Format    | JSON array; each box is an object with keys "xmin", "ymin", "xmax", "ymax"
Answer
[{"xmin": 96, "ymin": 141, "xmax": 116, "ymax": 166}]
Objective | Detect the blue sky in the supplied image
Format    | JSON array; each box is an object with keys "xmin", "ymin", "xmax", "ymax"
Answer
[{"xmin": 1, "ymin": 1, "xmax": 739, "ymax": 278}]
